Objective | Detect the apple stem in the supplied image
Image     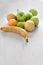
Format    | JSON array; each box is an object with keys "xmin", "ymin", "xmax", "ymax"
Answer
[{"xmin": 17, "ymin": 9, "xmax": 19, "ymax": 12}]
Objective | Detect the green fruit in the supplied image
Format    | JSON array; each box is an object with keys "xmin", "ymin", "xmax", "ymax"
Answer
[
  {"xmin": 25, "ymin": 12, "xmax": 33, "ymax": 21},
  {"xmin": 29, "ymin": 9, "xmax": 38, "ymax": 16},
  {"xmin": 17, "ymin": 22, "xmax": 25, "ymax": 28},
  {"xmin": 16, "ymin": 12, "xmax": 25, "ymax": 21},
  {"xmin": 31, "ymin": 16, "xmax": 39, "ymax": 26}
]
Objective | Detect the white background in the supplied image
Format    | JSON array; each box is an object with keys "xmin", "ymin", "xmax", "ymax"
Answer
[{"xmin": 0, "ymin": 0, "xmax": 43, "ymax": 65}]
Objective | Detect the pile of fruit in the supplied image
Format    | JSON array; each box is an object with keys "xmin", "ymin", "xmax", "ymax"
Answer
[
  {"xmin": 7, "ymin": 9, "xmax": 39, "ymax": 32},
  {"xmin": 0, "ymin": 9, "xmax": 39, "ymax": 42}
]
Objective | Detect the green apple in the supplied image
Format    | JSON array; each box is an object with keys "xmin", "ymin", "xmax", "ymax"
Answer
[
  {"xmin": 29, "ymin": 9, "xmax": 38, "ymax": 16},
  {"xmin": 16, "ymin": 12, "xmax": 26, "ymax": 21},
  {"xmin": 25, "ymin": 12, "xmax": 33, "ymax": 21},
  {"xmin": 31, "ymin": 16, "xmax": 39, "ymax": 26},
  {"xmin": 24, "ymin": 20, "xmax": 35, "ymax": 32},
  {"xmin": 17, "ymin": 22, "xmax": 25, "ymax": 28}
]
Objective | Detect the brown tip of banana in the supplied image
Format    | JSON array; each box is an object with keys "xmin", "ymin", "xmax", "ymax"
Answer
[
  {"xmin": 0, "ymin": 27, "xmax": 3, "ymax": 30},
  {"xmin": 26, "ymin": 37, "xmax": 28, "ymax": 43},
  {"xmin": 26, "ymin": 38, "xmax": 28, "ymax": 42}
]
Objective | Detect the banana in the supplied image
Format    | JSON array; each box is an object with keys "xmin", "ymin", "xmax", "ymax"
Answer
[{"xmin": 0, "ymin": 26, "xmax": 28, "ymax": 42}]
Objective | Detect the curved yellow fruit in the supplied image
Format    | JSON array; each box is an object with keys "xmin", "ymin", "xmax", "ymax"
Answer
[{"xmin": 0, "ymin": 26, "xmax": 28, "ymax": 42}]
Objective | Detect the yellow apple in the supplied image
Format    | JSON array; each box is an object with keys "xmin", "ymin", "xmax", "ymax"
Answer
[{"xmin": 24, "ymin": 20, "xmax": 35, "ymax": 32}]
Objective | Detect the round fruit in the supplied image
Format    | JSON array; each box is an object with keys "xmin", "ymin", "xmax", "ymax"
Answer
[
  {"xmin": 16, "ymin": 12, "xmax": 25, "ymax": 21},
  {"xmin": 7, "ymin": 13, "xmax": 17, "ymax": 21},
  {"xmin": 31, "ymin": 16, "xmax": 39, "ymax": 26},
  {"xmin": 29, "ymin": 9, "xmax": 38, "ymax": 16},
  {"xmin": 17, "ymin": 22, "xmax": 25, "ymax": 28},
  {"xmin": 8, "ymin": 19, "xmax": 17, "ymax": 26},
  {"xmin": 25, "ymin": 12, "xmax": 33, "ymax": 21},
  {"xmin": 24, "ymin": 20, "xmax": 35, "ymax": 32}
]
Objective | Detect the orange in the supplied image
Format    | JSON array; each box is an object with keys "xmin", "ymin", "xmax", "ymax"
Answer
[{"xmin": 9, "ymin": 19, "xmax": 17, "ymax": 26}]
